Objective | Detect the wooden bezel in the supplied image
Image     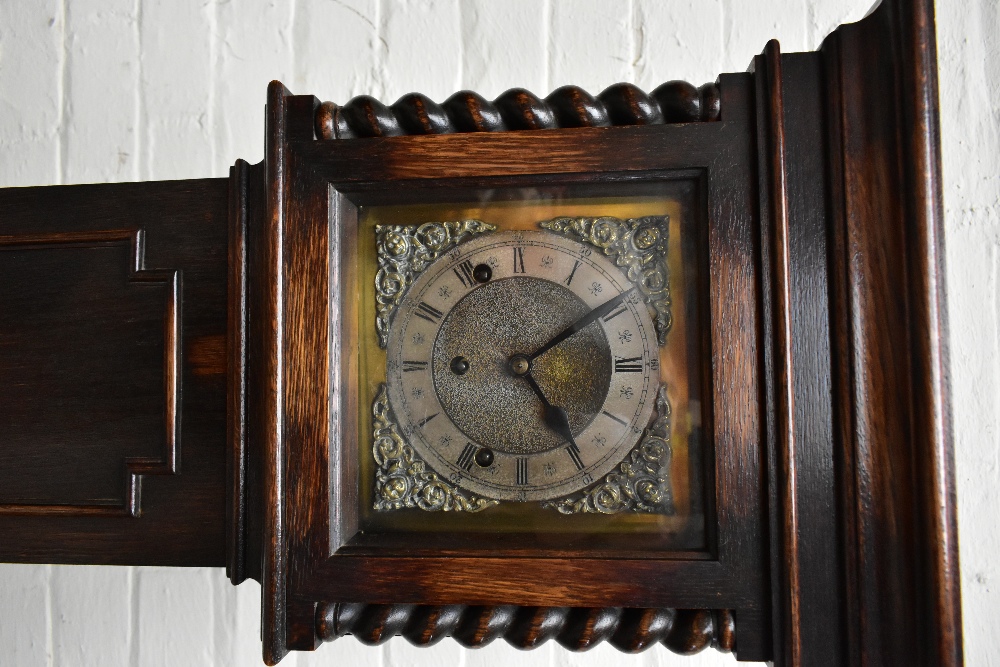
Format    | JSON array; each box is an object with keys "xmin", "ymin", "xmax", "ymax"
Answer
[{"xmin": 240, "ymin": 74, "xmax": 770, "ymax": 663}]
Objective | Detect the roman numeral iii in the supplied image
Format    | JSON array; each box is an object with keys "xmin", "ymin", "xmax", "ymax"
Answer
[
  {"xmin": 402, "ymin": 360, "xmax": 428, "ymax": 372},
  {"xmin": 603, "ymin": 303, "xmax": 628, "ymax": 322},
  {"xmin": 614, "ymin": 356, "xmax": 643, "ymax": 373}
]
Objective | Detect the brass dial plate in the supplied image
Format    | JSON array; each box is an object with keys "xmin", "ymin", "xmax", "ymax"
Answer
[{"xmin": 385, "ymin": 231, "xmax": 659, "ymax": 502}]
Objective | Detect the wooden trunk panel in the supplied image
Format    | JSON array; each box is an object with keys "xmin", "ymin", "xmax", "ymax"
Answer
[
  {"xmin": 0, "ymin": 178, "xmax": 228, "ymax": 565},
  {"xmin": 0, "ymin": 237, "xmax": 168, "ymax": 506}
]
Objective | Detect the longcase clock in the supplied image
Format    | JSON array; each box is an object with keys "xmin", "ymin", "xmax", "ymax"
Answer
[{"xmin": 0, "ymin": 1, "xmax": 961, "ymax": 665}]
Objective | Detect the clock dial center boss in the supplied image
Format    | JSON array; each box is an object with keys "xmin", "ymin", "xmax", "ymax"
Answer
[{"xmin": 385, "ymin": 230, "xmax": 659, "ymax": 502}]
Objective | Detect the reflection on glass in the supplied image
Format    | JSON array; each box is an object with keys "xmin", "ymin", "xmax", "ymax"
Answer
[{"xmin": 349, "ymin": 181, "xmax": 707, "ymax": 553}]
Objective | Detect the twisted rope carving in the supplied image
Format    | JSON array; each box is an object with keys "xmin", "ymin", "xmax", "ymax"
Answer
[
  {"xmin": 316, "ymin": 604, "xmax": 735, "ymax": 655},
  {"xmin": 316, "ymin": 81, "xmax": 720, "ymax": 140}
]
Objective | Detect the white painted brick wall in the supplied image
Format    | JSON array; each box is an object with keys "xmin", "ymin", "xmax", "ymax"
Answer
[{"xmin": 0, "ymin": 1, "xmax": 994, "ymax": 665}]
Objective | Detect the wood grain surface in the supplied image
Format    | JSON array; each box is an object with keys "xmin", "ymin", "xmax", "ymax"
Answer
[
  {"xmin": 0, "ymin": 1, "xmax": 961, "ymax": 665},
  {"xmin": 244, "ymin": 74, "xmax": 770, "ymax": 665},
  {"xmin": 0, "ymin": 178, "xmax": 228, "ymax": 565},
  {"xmin": 820, "ymin": 0, "xmax": 962, "ymax": 665},
  {"xmin": 315, "ymin": 80, "xmax": 721, "ymax": 140}
]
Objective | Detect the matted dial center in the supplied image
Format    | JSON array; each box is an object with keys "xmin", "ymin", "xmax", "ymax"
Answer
[{"xmin": 432, "ymin": 277, "xmax": 612, "ymax": 455}]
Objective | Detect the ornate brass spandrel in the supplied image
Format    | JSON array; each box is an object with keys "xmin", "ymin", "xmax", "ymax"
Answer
[
  {"xmin": 375, "ymin": 220, "xmax": 496, "ymax": 348},
  {"xmin": 541, "ymin": 386, "xmax": 674, "ymax": 515},
  {"xmin": 372, "ymin": 384, "xmax": 498, "ymax": 512},
  {"xmin": 539, "ymin": 215, "xmax": 672, "ymax": 345}
]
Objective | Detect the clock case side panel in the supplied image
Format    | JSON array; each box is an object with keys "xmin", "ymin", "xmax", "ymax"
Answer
[
  {"xmin": 817, "ymin": 1, "xmax": 961, "ymax": 666},
  {"xmin": 746, "ymin": 1, "xmax": 961, "ymax": 665},
  {"xmin": 753, "ymin": 42, "xmax": 847, "ymax": 667},
  {"xmin": 237, "ymin": 82, "xmax": 331, "ymax": 664},
  {"xmin": 244, "ymin": 75, "xmax": 772, "ymax": 662}
]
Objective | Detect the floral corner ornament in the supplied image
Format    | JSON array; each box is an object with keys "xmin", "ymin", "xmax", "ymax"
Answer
[
  {"xmin": 375, "ymin": 220, "xmax": 496, "ymax": 349},
  {"xmin": 372, "ymin": 384, "xmax": 498, "ymax": 512},
  {"xmin": 542, "ymin": 386, "xmax": 675, "ymax": 515},
  {"xmin": 539, "ymin": 215, "xmax": 672, "ymax": 345}
]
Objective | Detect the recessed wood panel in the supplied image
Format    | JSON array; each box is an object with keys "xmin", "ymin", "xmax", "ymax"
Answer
[
  {"xmin": 0, "ymin": 178, "xmax": 228, "ymax": 566},
  {"xmin": 0, "ymin": 230, "xmax": 179, "ymax": 516}
]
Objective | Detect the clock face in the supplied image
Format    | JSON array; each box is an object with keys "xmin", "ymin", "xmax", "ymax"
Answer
[{"xmin": 385, "ymin": 230, "xmax": 659, "ymax": 502}]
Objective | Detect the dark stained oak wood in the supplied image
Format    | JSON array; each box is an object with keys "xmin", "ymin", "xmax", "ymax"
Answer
[
  {"xmin": 757, "ymin": 40, "xmax": 804, "ymax": 667},
  {"xmin": 819, "ymin": 1, "xmax": 962, "ymax": 665},
  {"xmin": 315, "ymin": 603, "xmax": 735, "ymax": 655},
  {"xmin": 258, "ymin": 80, "xmax": 292, "ymax": 665},
  {"xmin": 0, "ymin": 229, "xmax": 180, "ymax": 518},
  {"xmin": 316, "ymin": 80, "xmax": 721, "ymax": 140},
  {"xmin": 226, "ymin": 158, "xmax": 251, "ymax": 586},
  {"xmin": 0, "ymin": 179, "xmax": 229, "ymax": 565},
  {"xmin": 0, "ymin": 0, "xmax": 960, "ymax": 664},
  {"xmin": 245, "ymin": 73, "xmax": 771, "ymax": 665},
  {"xmin": 755, "ymin": 44, "xmax": 850, "ymax": 666}
]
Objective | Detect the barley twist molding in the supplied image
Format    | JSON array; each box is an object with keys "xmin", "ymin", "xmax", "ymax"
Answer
[
  {"xmin": 315, "ymin": 81, "xmax": 720, "ymax": 140},
  {"xmin": 315, "ymin": 603, "xmax": 735, "ymax": 655}
]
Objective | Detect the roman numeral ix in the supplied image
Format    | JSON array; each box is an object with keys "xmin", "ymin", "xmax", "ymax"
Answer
[
  {"xmin": 513, "ymin": 247, "xmax": 525, "ymax": 273},
  {"xmin": 402, "ymin": 360, "xmax": 428, "ymax": 372}
]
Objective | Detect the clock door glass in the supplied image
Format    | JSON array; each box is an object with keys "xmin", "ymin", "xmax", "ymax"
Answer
[{"xmin": 352, "ymin": 180, "xmax": 708, "ymax": 552}]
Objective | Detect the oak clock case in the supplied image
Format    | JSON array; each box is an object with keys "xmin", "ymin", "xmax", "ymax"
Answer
[
  {"xmin": 252, "ymin": 69, "xmax": 769, "ymax": 664},
  {"xmin": 0, "ymin": 1, "xmax": 959, "ymax": 665}
]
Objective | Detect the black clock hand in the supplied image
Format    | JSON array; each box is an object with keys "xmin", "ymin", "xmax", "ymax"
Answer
[
  {"xmin": 522, "ymin": 371, "xmax": 578, "ymax": 448},
  {"xmin": 528, "ymin": 287, "xmax": 636, "ymax": 361}
]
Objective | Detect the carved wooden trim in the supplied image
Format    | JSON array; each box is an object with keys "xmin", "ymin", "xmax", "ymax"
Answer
[
  {"xmin": 315, "ymin": 603, "xmax": 735, "ymax": 655},
  {"xmin": 0, "ymin": 229, "xmax": 181, "ymax": 518},
  {"xmin": 228, "ymin": 160, "xmax": 251, "ymax": 585},
  {"xmin": 315, "ymin": 80, "xmax": 720, "ymax": 140},
  {"xmin": 261, "ymin": 80, "xmax": 291, "ymax": 666},
  {"xmin": 758, "ymin": 39, "xmax": 803, "ymax": 665}
]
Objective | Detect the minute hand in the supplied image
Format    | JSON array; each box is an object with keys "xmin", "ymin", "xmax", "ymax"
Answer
[{"xmin": 528, "ymin": 287, "xmax": 636, "ymax": 361}]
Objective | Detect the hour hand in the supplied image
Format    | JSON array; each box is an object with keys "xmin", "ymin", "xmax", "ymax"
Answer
[{"xmin": 521, "ymin": 370, "xmax": 577, "ymax": 448}]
